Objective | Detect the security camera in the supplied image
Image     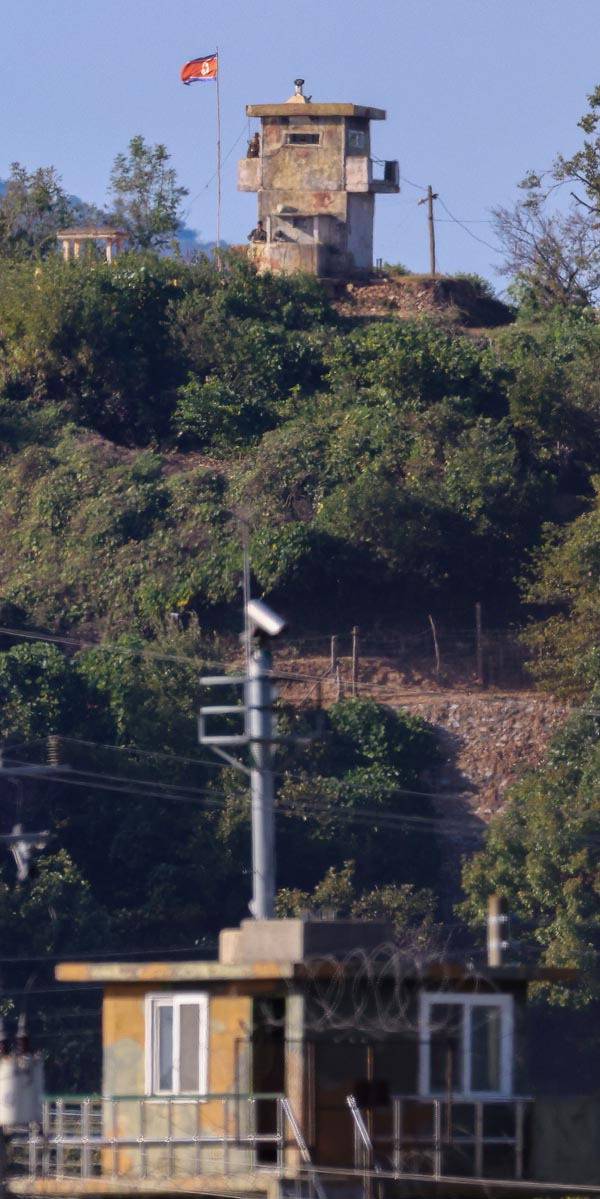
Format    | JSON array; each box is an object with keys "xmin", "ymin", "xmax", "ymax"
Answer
[{"xmin": 246, "ymin": 599, "xmax": 288, "ymax": 639}]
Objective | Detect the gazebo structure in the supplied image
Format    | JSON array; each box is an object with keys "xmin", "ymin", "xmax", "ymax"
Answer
[{"xmin": 56, "ymin": 226, "xmax": 128, "ymax": 263}]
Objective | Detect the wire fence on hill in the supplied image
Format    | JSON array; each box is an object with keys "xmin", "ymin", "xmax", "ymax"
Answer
[{"xmin": 276, "ymin": 622, "xmax": 535, "ymax": 703}]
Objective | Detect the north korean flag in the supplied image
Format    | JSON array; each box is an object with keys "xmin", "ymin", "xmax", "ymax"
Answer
[{"xmin": 181, "ymin": 54, "xmax": 218, "ymax": 84}]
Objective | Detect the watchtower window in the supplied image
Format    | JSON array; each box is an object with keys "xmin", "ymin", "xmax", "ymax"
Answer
[
  {"xmin": 285, "ymin": 132, "xmax": 321, "ymax": 146},
  {"xmin": 348, "ymin": 129, "xmax": 366, "ymax": 149}
]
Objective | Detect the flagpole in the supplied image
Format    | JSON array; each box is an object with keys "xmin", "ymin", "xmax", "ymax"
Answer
[{"xmin": 215, "ymin": 46, "xmax": 222, "ymax": 270}]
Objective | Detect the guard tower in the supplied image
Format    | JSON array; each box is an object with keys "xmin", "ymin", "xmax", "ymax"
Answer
[{"xmin": 238, "ymin": 79, "xmax": 399, "ymax": 277}]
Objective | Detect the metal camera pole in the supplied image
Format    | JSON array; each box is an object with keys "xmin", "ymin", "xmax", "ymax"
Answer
[
  {"xmin": 247, "ymin": 635, "xmax": 275, "ymax": 919},
  {"xmin": 199, "ymin": 598, "xmax": 292, "ymax": 921}
]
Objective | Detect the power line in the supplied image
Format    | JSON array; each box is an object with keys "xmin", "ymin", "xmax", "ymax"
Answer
[
  {"xmin": 54, "ymin": 736, "xmax": 230, "ymax": 773},
  {"xmin": 27, "ymin": 733, "xmax": 490, "ymax": 805},
  {"xmin": 1, "ymin": 751, "xmax": 482, "ymax": 820},
  {"xmin": 183, "ymin": 123, "xmax": 248, "ymax": 214},
  {"xmin": 399, "ymin": 173, "xmax": 502, "ymax": 255},
  {"xmin": 437, "ymin": 218, "xmax": 494, "ymax": 225},
  {"xmin": 0, "ymin": 624, "xmax": 231, "ymax": 671},
  {"xmin": 8, "ymin": 746, "xmax": 600, "ymax": 847},
  {"xmin": 1, "ymin": 758, "xmax": 231, "ymax": 804},
  {"xmin": 1, "ymin": 755, "xmax": 484, "ymax": 840},
  {"xmin": 400, "ymin": 173, "xmax": 427, "ymax": 192},
  {"xmin": 438, "ymin": 196, "xmax": 502, "ymax": 254},
  {"xmin": 0, "ymin": 984, "xmax": 103, "ymax": 996},
  {"xmin": 0, "ymin": 944, "xmax": 218, "ymax": 964}
]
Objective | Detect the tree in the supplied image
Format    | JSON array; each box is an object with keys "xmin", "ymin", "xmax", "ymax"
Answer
[
  {"xmin": 0, "ymin": 163, "xmax": 74, "ymax": 260},
  {"xmin": 276, "ymin": 860, "xmax": 439, "ymax": 949},
  {"xmin": 268, "ymin": 699, "xmax": 442, "ymax": 900},
  {"xmin": 493, "ymin": 200, "xmax": 600, "ymax": 310},
  {"xmin": 494, "ymin": 85, "xmax": 600, "ymax": 310},
  {"xmin": 109, "ymin": 136, "xmax": 188, "ymax": 250},
  {"xmin": 521, "ymin": 480, "xmax": 600, "ymax": 697},
  {"xmin": 554, "ymin": 84, "xmax": 600, "ymax": 212},
  {"xmin": 459, "ymin": 711, "xmax": 600, "ymax": 1005},
  {"xmin": 0, "ymin": 642, "xmax": 90, "ymax": 742},
  {"xmin": 0, "ymin": 255, "xmax": 184, "ymax": 442}
]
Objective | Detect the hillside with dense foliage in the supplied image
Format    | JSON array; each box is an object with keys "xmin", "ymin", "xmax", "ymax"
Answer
[
  {"xmin": 2, "ymin": 252, "xmax": 600, "ymax": 637},
  {"xmin": 4, "ymin": 86, "xmax": 600, "ymax": 1077}
]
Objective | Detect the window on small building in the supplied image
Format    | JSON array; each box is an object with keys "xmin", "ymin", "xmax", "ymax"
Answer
[
  {"xmin": 419, "ymin": 993, "xmax": 513, "ymax": 1098},
  {"xmin": 285, "ymin": 132, "xmax": 320, "ymax": 145},
  {"xmin": 146, "ymin": 993, "xmax": 209, "ymax": 1095},
  {"xmin": 348, "ymin": 129, "xmax": 366, "ymax": 149}
]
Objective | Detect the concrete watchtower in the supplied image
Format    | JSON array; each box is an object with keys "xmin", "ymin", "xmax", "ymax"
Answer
[{"xmin": 238, "ymin": 79, "xmax": 399, "ymax": 277}]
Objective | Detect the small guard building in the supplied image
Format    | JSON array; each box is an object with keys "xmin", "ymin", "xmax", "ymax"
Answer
[
  {"xmin": 11, "ymin": 916, "xmax": 581, "ymax": 1198},
  {"xmin": 238, "ymin": 80, "xmax": 399, "ymax": 277}
]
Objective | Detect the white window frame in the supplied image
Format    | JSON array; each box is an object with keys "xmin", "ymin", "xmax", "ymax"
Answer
[
  {"xmin": 418, "ymin": 992, "xmax": 513, "ymax": 1099},
  {"xmin": 145, "ymin": 992, "xmax": 209, "ymax": 1096}
]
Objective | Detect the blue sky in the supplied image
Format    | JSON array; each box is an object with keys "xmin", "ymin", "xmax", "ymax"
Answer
[{"xmin": 2, "ymin": 0, "xmax": 599, "ymax": 286}]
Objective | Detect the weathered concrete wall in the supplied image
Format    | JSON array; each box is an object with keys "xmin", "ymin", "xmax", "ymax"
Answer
[
  {"xmin": 260, "ymin": 117, "xmax": 344, "ymax": 194},
  {"xmin": 346, "ymin": 194, "xmax": 374, "ymax": 269},
  {"xmin": 209, "ymin": 995, "xmax": 252, "ymax": 1095},
  {"xmin": 238, "ymin": 158, "xmax": 260, "ymax": 192},
  {"xmin": 249, "ymin": 242, "xmax": 322, "ymax": 275},
  {"xmin": 102, "ymin": 986, "xmax": 253, "ymax": 1097},
  {"xmin": 345, "ymin": 157, "xmax": 371, "ymax": 192},
  {"xmin": 101, "ymin": 986, "xmax": 254, "ymax": 1178},
  {"xmin": 257, "ymin": 189, "xmax": 347, "ymax": 220},
  {"xmin": 220, "ymin": 919, "xmax": 394, "ymax": 965},
  {"xmin": 103, "ymin": 985, "xmax": 145, "ymax": 1096}
]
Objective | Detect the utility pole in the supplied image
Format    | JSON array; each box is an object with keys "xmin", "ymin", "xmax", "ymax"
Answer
[{"xmin": 418, "ymin": 185, "xmax": 439, "ymax": 276}]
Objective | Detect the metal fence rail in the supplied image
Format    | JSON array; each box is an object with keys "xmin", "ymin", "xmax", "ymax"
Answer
[
  {"xmin": 13, "ymin": 1092, "xmax": 297, "ymax": 1181},
  {"xmin": 348, "ymin": 1094, "xmax": 530, "ymax": 1181}
]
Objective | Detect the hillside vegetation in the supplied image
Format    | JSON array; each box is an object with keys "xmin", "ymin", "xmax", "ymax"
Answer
[
  {"xmin": 0, "ymin": 250, "xmax": 599, "ymax": 980},
  {"xmin": 1, "ymin": 252, "xmax": 598, "ymax": 636},
  {"xmin": 3, "ymin": 88, "xmax": 600, "ymax": 1079}
]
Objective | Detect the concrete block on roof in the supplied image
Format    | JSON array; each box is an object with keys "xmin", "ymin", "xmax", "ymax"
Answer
[{"xmin": 219, "ymin": 918, "xmax": 394, "ymax": 965}]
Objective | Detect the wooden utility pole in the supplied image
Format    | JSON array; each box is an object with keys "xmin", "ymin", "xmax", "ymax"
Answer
[{"xmin": 418, "ymin": 185, "xmax": 439, "ymax": 276}]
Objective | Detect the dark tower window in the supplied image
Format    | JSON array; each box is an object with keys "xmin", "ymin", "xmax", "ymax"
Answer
[{"xmin": 285, "ymin": 132, "xmax": 321, "ymax": 145}]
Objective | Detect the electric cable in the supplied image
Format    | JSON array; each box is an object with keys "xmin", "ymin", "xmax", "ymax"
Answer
[
  {"xmin": 437, "ymin": 197, "xmax": 502, "ymax": 254},
  {"xmin": 399, "ymin": 174, "xmax": 427, "ymax": 192},
  {"xmin": 6, "ymin": 749, "xmax": 600, "ymax": 847},
  {"xmin": 0, "ymin": 624, "xmax": 232, "ymax": 671},
  {"xmin": 183, "ymin": 123, "xmax": 248, "ymax": 216}
]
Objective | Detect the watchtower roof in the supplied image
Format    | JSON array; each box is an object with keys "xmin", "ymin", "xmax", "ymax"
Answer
[{"xmin": 246, "ymin": 103, "xmax": 386, "ymax": 120}]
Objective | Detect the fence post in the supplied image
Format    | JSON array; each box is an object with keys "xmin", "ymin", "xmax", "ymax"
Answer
[
  {"xmin": 336, "ymin": 664, "xmax": 343, "ymax": 701},
  {"xmin": 351, "ymin": 626, "xmax": 360, "ymax": 697},
  {"xmin": 330, "ymin": 635, "xmax": 338, "ymax": 672},
  {"xmin": 428, "ymin": 615, "xmax": 441, "ymax": 680},
  {"xmin": 475, "ymin": 602, "xmax": 484, "ymax": 686}
]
